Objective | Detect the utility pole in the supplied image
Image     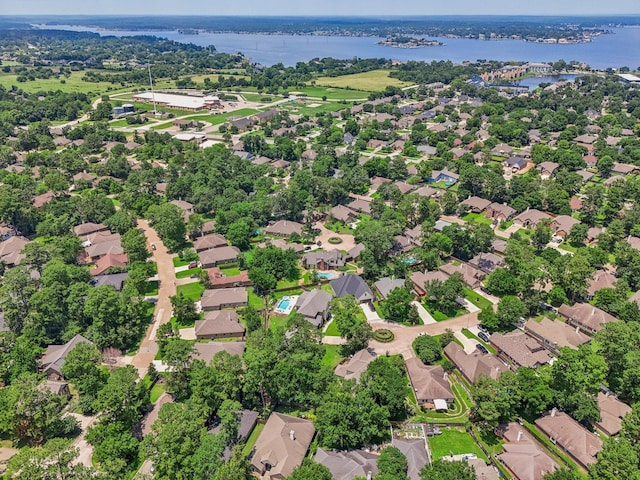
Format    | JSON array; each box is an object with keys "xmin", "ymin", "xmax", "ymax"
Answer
[{"xmin": 148, "ymin": 64, "xmax": 157, "ymax": 116}]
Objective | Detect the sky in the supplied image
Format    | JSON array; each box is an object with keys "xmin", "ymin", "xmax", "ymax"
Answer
[{"xmin": 2, "ymin": 0, "xmax": 640, "ymax": 16}]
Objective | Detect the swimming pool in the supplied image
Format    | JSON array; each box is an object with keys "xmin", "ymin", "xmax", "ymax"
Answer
[
  {"xmin": 274, "ymin": 295, "xmax": 299, "ymax": 315},
  {"xmin": 316, "ymin": 272, "xmax": 336, "ymax": 280}
]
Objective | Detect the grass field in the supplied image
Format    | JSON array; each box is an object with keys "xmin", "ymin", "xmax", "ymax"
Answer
[
  {"xmin": 242, "ymin": 423, "xmax": 264, "ymax": 456},
  {"xmin": 428, "ymin": 427, "xmax": 487, "ymax": 461},
  {"xmin": 176, "ymin": 282, "xmax": 205, "ymax": 301},
  {"xmin": 292, "ymin": 85, "xmax": 372, "ymax": 100},
  {"xmin": 321, "ymin": 345, "xmax": 344, "ymax": 368},
  {"xmin": 282, "ymin": 100, "xmax": 348, "ymax": 116},
  {"xmin": 324, "ymin": 319, "xmax": 341, "ymax": 336},
  {"xmin": 149, "ymin": 382, "xmax": 165, "ymax": 403},
  {"xmin": 183, "ymin": 108, "xmax": 259, "ymax": 125},
  {"xmin": 313, "ymin": 69, "xmax": 411, "ymax": 91},
  {"xmin": 0, "ymin": 70, "xmax": 121, "ymax": 95},
  {"xmin": 463, "ymin": 288, "xmax": 493, "ymax": 311}
]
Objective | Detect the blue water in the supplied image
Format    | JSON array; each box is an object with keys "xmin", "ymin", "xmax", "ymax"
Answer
[
  {"xmin": 316, "ymin": 272, "xmax": 336, "ymax": 279},
  {"xmin": 402, "ymin": 257, "xmax": 418, "ymax": 264},
  {"xmin": 276, "ymin": 298, "xmax": 291, "ymax": 310},
  {"xmin": 36, "ymin": 25, "xmax": 640, "ymax": 69}
]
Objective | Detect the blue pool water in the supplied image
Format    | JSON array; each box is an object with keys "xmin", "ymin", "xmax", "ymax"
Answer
[
  {"xmin": 277, "ymin": 298, "xmax": 291, "ymax": 310},
  {"xmin": 316, "ymin": 272, "xmax": 336, "ymax": 279}
]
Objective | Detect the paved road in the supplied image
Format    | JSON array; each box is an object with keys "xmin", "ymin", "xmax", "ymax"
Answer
[
  {"xmin": 366, "ymin": 311, "xmax": 480, "ymax": 360},
  {"xmin": 131, "ymin": 220, "xmax": 177, "ymax": 379},
  {"xmin": 314, "ymin": 221, "xmax": 356, "ymax": 251}
]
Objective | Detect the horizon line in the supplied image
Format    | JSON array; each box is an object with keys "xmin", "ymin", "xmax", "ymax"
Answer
[{"xmin": 5, "ymin": 14, "xmax": 640, "ymax": 18}]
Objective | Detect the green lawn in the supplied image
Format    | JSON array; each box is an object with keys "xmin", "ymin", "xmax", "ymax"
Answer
[
  {"xmin": 428, "ymin": 427, "xmax": 487, "ymax": 461},
  {"xmin": 242, "ymin": 422, "xmax": 264, "ymax": 456},
  {"xmin": 176, "ymin": 267, "xmax": 201, "ymax": 279},
  {"xmin": 324, "ymin": 319, "xmax": 341, "ymax": 336},
  {"xmin": 149, "ymin": 382, "xmax": 165, "ymax": 403},
  {"xmin": 143, "ymin": 280, "xmax": 159, "ymax": 296},
  {"xmin": 324, "ymin": 221, "xmax": 354, "ymax": 234},
  {"xmin": 173, "ymin": 257, "xmax": 191, "ymax": 267},
  {"xmin": 424, "ymin": 301, "xmax": 466, "ymax": 321},
  {"xmin": 176, "ymin": 282, "xmax": 205, "ymax": 301},
  {"xmin": 313, "ymin": 69, "xmax": 411, "ymax": 91},
  {"xmin": 321, "ymin": 345, "xmax": 344, "ymax": 368},
  {"xmin": 282, "ymin": 101, "xmax": 347, "ymax": 116},
  {"xmin": 220, "ymin": 266, "xmax": 242, "ymax": 276},
  {"xmin": 462, "ymin": 212, "xmax": 493, "ymax": 225},
  {"xmin": 183, "ymin": 108, "xmax": 259, "ymax": 125},
  {"xmin": 0, "ymin": 69, "xmax": 129, "ymax": 95},
  {"xmin": 248, "ymin": 288, "xmax": 266, "ymax": 310},
  {"xmin": 268, "ymin": 315, "xmax": 289, "ymax": 332},
  {"xmin": 463, "ymin": 288, "xmax": 493, "ymax": 311},
  {"xmin": 291, "ymin": 85, "xmax": 372, "ymax": 100}
]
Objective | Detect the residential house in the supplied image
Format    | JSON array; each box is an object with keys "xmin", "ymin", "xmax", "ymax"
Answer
[
  {"xmin": 198, "ymin": 246, "xmax": 240, "ymax": 268},
  {"xmin": 523, "ymin": 318, "xmax": 590, "ymax": 355},
  {"xmin": 330, "ymin": 205, "xmax": 358, "ymax": 224},
  {"xmin": 394, "ymin": 180, "xmax": 415, "ymax": 195},
  {"xmin": 497, "ymin": 422, "xmax": 559, "ymax": 480},
  {"xmin": 346, "ymin": 243, "xmax": 366, "ymax": 262},
  {"xmin": 193, "ymin": 342, "xmax": 246, "ymax": 364},
  {"xmin": 91, "ymin": 272, "xmax": 129, "ymax": 291},
  {"xmin": 405, "ymin": 225, "xmax": 423, "ymax": 246},
  {"xmin": 41, "ymin": 380, "xmax": 71, "ymax": 397},
  {"xmin": 206, "ymin": 268, "xmax": 251, "ymax": 289},
  {"xmin": 595, "ymin": 392, "xmax": 631, "ymax": 437},
  {"xmin": 257, "ymin": 238, "xmax": 305, "ymax": 255},
  {"xmin": 194, "ymin": 310, "xmax": 245, "ymax": 339},
  {"xmin": 40, "ymin": 334, "xmax": 93, "ymax": 381},
  {"xmin": 583, "ymin": 155, "xmax": 598, "ymax": 168},
  {"xmin": 294, "ymin": 289, "xmax": 332, "ymax": 328},
  {"xmin": 314, "ymin": 449, "xmax": 378, "ymax": 480},
  {"xmin": 413, "ymin": 185, "xmax": 439, "ymax": 198},
  {"xmin": 558, "ymin": 303, "xmax": 618, "ymax": 335},
  {"xmin": 586, "ymin": 269, "xmax": 617, "ymax": 299},
  {"xmin": 460, "ymin": 196, "xmax": 492, "ymax": 213},
  {"xmin": 265, "ymin": 220, "xmax": 303, "ymax": 237},
  {"xmin": 409, "ymin": 270, "xmax": 449, "ymax": 296},
  {"xmin": 603, "ymin": 175, "xmax": 624, "ymax": 187},
  {"xmin": 469, "ymin": 252, "xmax": 505, "ymax": 274},
  {"xmin": 330, "ymin": 274, "xmax": 374, "ymax": 304},
  {"xmin": 627, "ymin": 236, "xmax": 640, "ymax": 251},
  {"xmin": 193, "ymin": 234, "xmax": 228, "ymax": 252},
  {"xmin": 209, "ymin": 409, "xmax": 259, "ymax": 460},
  {"xmin": 491, "ymin": 143, "xmax": 514, "ymax": 157},
  {"xmin": 392, "ymin": 235, "xmax": 412, "ymax": 254},
  {"xmin": 613, "ymin": 162, "xmax": 639, "ymax": 175},
  {"xmin": 0, "ymin": 224, "xmax": 15, "ymax": 241},
  {"xmin": 200, "ymin": 287, "xmax": 248, "ymax": 311},
  {"xmin": 346, "ymin": 198, "xmax": 373, "ymax": 215},
  {"xmin": 250, "ymin": 413, "xmax": 315, "ymax": 479},
  {"xmin": 428, "ymin": 169, "xmax": 459, "ymax": 184},
  {"xmin": 392, "ymin": 438, "xmax": 428, "ymax": 480},
  {"xmin": 443, "ymin": 342, "xmax": 505, "ymax": 384},
  {"xmin": 490, "ymin": 330, "xmax": 552, "ymax": 369},
  {"xmin": 32, "ymin": 191, "xmax": 56, "ymax": 209},
  {"xmin": 73, "ymin": 222, "xmax": 108, "ymax": 237},
  {"xmin": 374, "ymin": 277, "xmax": 407, "ymax": 300},
  {"xmin": 485, "ymin": 203, "xmax": 516, "ymax": 223},
  {"xmin": 513, "ymin": 209, "xmax": 552, "ymax": 229},
  {"xmin": 537, "ymin": 161, "xmax": 559, "ymax": 178},
  {"xmin": 0, "ymin": 235, "xmax": 29, "ymax": 266},
  {"xmin": 405, "ymin": 358, "xmax": 454, "ymax": 410},
  {"xmin": 334, "ymin": 348, "xmax": 377, "ymax": 381},
  {"xmin": 505, "ymin": 156, "xmax": 528, "ymax": 172},
  {"xmin": 85, "ymin": 238, "xmax": 124, "ymax": 262},
  {"xmin": 574, "ymin": 134, "xmax": 598, "ymax": 145},
  {"xmin": 303, "ymin": 250, "xmax": 346, "ymax": 271},
  {"xmin": 492, "ymin": 238, "xmax": 508, "ymax": 255},
  {"xmin": 169, "ymin": 199, "xmax": 194, "ymax": 221},
  {"xmin": 549, "ymin": 215, "xmax": 581, "ymax": 238},
  {"xmin": 439, "ymin": 262, "xmax": 485, "ymax": 289},
  {"xmin": 90, "ymin": 253, "xmax": 129, "ymax": 276},
  {"xmin": 535, "ymin": 411, "xmax": 603, "ymax": 469}
]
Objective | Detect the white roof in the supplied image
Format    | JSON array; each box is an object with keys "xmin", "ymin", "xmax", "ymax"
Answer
[
  {"xmin": 174, "ymin": 133, "xmax": 206, "ymax": 142},
  {"xmin": 133, "ymin": 92, "xmax": 207, "ymax": 110},
  {"xmin": 618, "ymin": 73, "xmax": 640, "ymax": 82},
  {"xmin": 434, "ymin": 399, "xmax": 448, "ymax": 410}
]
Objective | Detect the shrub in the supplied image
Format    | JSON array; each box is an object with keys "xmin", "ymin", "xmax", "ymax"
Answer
[
  {"xmin": 328, "ymin": 236, "xmax": 343, "ymax": 245},
  {"xmin": 373, "ymin": 329, "xmax": 394, "ymax": 343}
]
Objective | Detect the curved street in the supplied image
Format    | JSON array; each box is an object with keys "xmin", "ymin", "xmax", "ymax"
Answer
[{"xmin": 131, "ymin": 220, "xmax": 177, "ymax": 379}]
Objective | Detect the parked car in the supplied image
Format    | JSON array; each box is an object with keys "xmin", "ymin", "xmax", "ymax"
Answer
[
  {"xmin": 188, "ymin": 262, "xmax": 198, "ymax": 269},
  {"xmin": 151, "ymin": 243, "xmax": 156, "ymax": 250},
  {"xmin": 476, "ymin": 343, "xmax": 488, "ymax": 354},
  {"xmin": 478, "ymin": 332, "xmax": 490, "ymax": 342}
]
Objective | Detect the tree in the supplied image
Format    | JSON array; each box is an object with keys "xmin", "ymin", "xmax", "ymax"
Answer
[
  {"xmin": 425, "ymin": 272, "xmax": 464, "ymax": 314},
  {"xmin": 413, "ymin": 335, "xmax": 442, "ymax": 364},
  {"xmin": 93, "ymin": 365, "xmax": 148, "ymax": 428},
  {"xmin": 544, "ymin": 470, "xmax": 584, "ymax": 480},
  {"xmin": 532, "ymin": 221, "xmax": 552, "ymax": 249},
  {"xmin": 332, "ymin": 296, "xmax": 373, "ymax": 356},
  {"xmin": 105, "ymin": 210, "xmax": 137, "ymax": 234},
  {"xmin": 485, "ymin": 268, "xmax": 520, "ymax": 296},
  {"xmin": 361, "ymin": 356, "xmax": 408, "ymax": 419},
  {"xmin": 147, "ymin": 203, "xmax": 186, "ymax": 251},
  {"xmin": 315, "ymin": 379, "xmax": 389, "ymax": 450},
  {"xmin": 191, "ymin": 432, "xmax": 226, "ymax": 480},
  {"xmin": 226, "ymin": 220, "xmax": 253, "ymax": 251},
  {"xmin": 589, "ymin": 436, "xmax": 640, "ymax": 480},
  {"xmin": 568, "ymin": 223, "xmax": 588, "ymax": 247},
  {"xmin": 241, "ymin": 305, "xmax": 263, "ymax": 333},
  {"xmin": 597, "ymin": 155, "xmax": 614, "ymax": 178},
  {"xmin": 211, "ymin": 445, "xmax": 252, "ymax": 480},
  {"xmin": 376, "ymin": 446, "xmax": 408, "ymax": 480},
  {"xmin": 61, "ymin": 342, "xmax": 107, "ymax": 412},
  {"xmin": 287, "ymin": 460, "xmax": 332, "ymax": 480},
  {"xmin": 170, "ymin": 293, "xmax": 199, "ymax": 327},
  {"xmin": 495, "ymin": 295, "xmax": 526, "ymax": 331},
  {"xmin": 248, "ymin": 266, "xmax": 277, "ymax": 296},
  {"xmin": 419, "ymin": 459, "xmax": 476, "ymax": 480},
  {"xmin": 143, "ymin": 402, "xmax": 207, "ymax": 480},
  {"xmin": 121, "ymin": 228, "xmax": 150, "ymax": 263},
  {"xmin": 382, "ymin": 287, "xmax": 418, "ymax": 324},
  {"xmin": 0, "ymin": 373, "xmax": 72, "ymax": 446}
]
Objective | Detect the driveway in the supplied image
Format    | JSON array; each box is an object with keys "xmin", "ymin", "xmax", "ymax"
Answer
[
  {"xmin": 69, "ymin": 413, "xmax": 98, "ymax": 468},
  {"xmin": 454, "ymin": 331, "xmax": 480, "ymax": 354},
  {"xmin": 361, "ymin": 303, "xmax": 381, "ymax": 322},
  {"xmin": 367, "ymin": 311, "xmax": 480, "ymax": 360},
  {"xmin": 131, "ymin": 220, "xmax": 177, "ymax": 378},
  {"xmin": 314, "ymin": 221, "xmax": 356, "ymax": 252},
  {"xmin": 412, "ymin": 300, "xmax": 436, "ymax": 325}
]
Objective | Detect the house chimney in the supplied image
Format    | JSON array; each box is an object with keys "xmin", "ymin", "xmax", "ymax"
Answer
[
  {"xmin": 517, "ymin": 431, "xmax": 523, "ymax": 442},
  {"xmin": 551, "ymin": 407, "xmax": 557, "ymax": 417},
  {"xmin": 289, "ymin": 430, "xmax": 295, "ymax": 441},
  {"xmin": 443, "ymin": 372, "xmax": 449, "ymax": 381},
  {"xmin": 366, "ymin": 472, "xmax": 372, "ymax": 480}
]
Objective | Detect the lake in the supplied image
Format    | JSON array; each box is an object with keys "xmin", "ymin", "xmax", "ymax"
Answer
[{"xmin": 37, "ymin": 25, "xmax": 640, "ymax": 70}]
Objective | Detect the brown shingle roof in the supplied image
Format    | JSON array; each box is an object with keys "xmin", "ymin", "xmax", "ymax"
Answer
[
  {"xmin": 558, "ymin": 303, "xmax": 617, "ymax": 334},
  {"xmin": 497, "ymin": 422, "xmax": 559, "ymax": 480},
  {"xmin": 524, "ymin": 317, "xmax": 590, "ymax": 352},
  {"xmin": 595, "ymin": 392, "xmax": 631, "ymax": 436},
  {"xmin": 405, "ymin": 358, "xmax": 454, "ymax": 404},
  {"xmin": 443, "ymin": 342, "xmax": 505, "ymax": 384},
  {"xmin": 490, "ymin": 330, "xmax": 552, "ymax": 369}
]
